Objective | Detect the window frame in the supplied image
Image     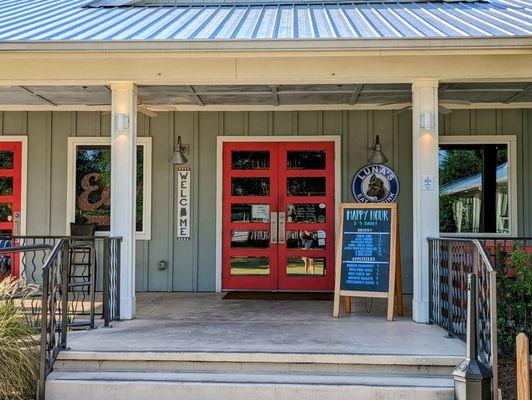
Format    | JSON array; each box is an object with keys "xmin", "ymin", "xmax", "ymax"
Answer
[
  {"xmin": 67, "ymin": 136, "xmax": 152, "ymax": 240},
  {"xmin": 439, "ymin": 135, "xmax": 517, "ymax": 237}
]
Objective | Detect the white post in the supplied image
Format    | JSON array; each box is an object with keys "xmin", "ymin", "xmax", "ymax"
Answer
[
  {"xmin": 110, "ymin": 82, "xmax": 137, "ymax": 320},
  {"xmin": 411, "ymin": 80, "xmax": 439, "ymax": 323}
]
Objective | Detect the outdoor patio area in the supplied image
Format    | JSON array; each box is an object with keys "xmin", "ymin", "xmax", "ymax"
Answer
[{"xmin": 66, "ymin": 293, "xmax": 465, "ymax": 356}]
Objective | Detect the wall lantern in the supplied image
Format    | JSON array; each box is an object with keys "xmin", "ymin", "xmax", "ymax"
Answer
[
  {"xmin": 420, "ymin": 112, "xmax": 435, "ymax": 130},
  {"xmin": 115, "ymin": 113, "xmax": 129, "ymax": 131},
  {"xmin": 368, "ymin": 134, "xmax": 388, "ymax": 164},
  {"xmin": 169, "ymin": 135, "xmax": 189, "ymax": 165}
]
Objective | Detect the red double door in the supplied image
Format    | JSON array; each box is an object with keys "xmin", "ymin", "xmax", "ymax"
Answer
[
  {"xmin": 222, "ymin": 141, "xmax": 335, "ymax": 291},
  {"xmin": 0, "ymin": 141, "xmax": 22, "ymax": 278}
]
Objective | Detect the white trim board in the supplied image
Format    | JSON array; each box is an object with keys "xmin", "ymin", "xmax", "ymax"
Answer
[
  {"xmin": 66, "ymin": 136, "xmax": 152, "ymax": 240},
  {"xmin": 439, "ymin": 134, "xmax": 518, "ymax": 237},
  {"xmin": 0, "ymin": 136, "xmax": 27, "ymax": 237},
  {"xmin": 215, "ymin": 135, "xmax": 342, "ymax": 292},
  {"xmin": 1, "ymin": 37, "xmax": 531, "ymax": 52}
]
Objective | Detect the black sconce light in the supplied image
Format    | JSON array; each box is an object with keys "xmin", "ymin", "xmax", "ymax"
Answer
[
  {"xmin": 368, "ymin": 134, "xmax": 388, "ymax": 164},
  {"xmin": 169, "ymin": 135, "xmax": 189, "ymax": 165}
]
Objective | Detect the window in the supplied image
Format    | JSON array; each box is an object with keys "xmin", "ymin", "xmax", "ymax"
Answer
[
  {"xmin": 439, "ymin": 136, "xmax": 516, "ymax": 235},
  {"xmin": 67, "ymin": 137, "xmax": 152, "ymax": 240}
]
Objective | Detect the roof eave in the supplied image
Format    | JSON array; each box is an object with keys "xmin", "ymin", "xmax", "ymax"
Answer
[{"xmin": 1, "ymin": 36, "xmax": 532, "ymax": 53}]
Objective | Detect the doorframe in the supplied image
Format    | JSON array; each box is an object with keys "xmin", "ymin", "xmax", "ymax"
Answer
[
  {"xmin": 215, "ymin": 135, "xmax": 341, "ymax": 292},
  {"xmin": 0, "ymin": 136, "xmax": 27, "ymax": 237}
]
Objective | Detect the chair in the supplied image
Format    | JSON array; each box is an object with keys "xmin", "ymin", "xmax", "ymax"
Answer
[{"xmin": 68, "ymin": 223, "xmax": 97, "ymax": 328}]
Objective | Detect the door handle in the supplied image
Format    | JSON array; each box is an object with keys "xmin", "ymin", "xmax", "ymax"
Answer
[
  {"xmin": 270, "ymin": 212, "xmax": 278, "ymax": 244},
  {"xmin": 278, "ymin": 212, "xmax": 286, "ymax": 244},
  {"xmin": 13, "ymin": 211, "xmax": 21, "ymax": 236}
]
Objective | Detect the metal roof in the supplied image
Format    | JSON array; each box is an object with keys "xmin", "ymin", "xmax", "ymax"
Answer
[
  {"xmin": 440, "ymin": 162, "xmax": 508, "ymax": 195},
  {"xmin": 0, "ymin": 0, "xmax": 530, "ymax": 41}
]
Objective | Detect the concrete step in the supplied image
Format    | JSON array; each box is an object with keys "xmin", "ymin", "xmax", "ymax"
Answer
[
  {"xmin": 55, "ymin": 350, "xmax": 461, "ymax": 377},
  {"xmin": 46, "ymin": 370, "xmax": 454, "ymax": 400}
]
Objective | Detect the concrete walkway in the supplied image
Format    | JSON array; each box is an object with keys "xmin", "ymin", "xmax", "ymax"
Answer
[{"xmin": 67, "ymin": 293, "xmax": 464, "ymax": 356}]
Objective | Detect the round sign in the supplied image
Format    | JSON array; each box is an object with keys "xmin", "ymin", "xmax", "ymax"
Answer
[{"xmin": 351, "ymin": 164, "xmax": 400, "ymax": 203}]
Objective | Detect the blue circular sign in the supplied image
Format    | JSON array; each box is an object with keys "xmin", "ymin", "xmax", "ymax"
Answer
[{"xmin": 351, "ymin": 164, "xmax": 400, "ymax": 203}]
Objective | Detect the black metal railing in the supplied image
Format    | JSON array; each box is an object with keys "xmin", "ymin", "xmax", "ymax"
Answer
[
  {"xmin": 0, "ymin": 235, "xmax": 121, "ymax": 327},
  {"xmin": 102, "ymin": 237, "xmax": 121, "ymax": 326},
  {"xmin": 0, "ymin": 235, "xmax": 121, "ymax": 399},
  {"xmin": 38, "ymin": 240, "xmax": 67, "ymax": 400},
  {"xmin": 477, "ymin": 237, "xmax": 532, "ymax": 268},
  {"xmin": 428, "ymin": 237, "xmax": 498, "ymax": 399}
]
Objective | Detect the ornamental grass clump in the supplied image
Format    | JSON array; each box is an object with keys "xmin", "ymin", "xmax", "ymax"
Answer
[{"xmin": 0, "ymin": 277, "xmax": 39, "ymax": 400}]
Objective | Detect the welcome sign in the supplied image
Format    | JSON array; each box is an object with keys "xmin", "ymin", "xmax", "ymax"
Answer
[
  {"xmin": 176, "ymin": 168, "xmax": 191, "ymax": 240},
  {"xmin": 333, "ymin": 203, "xmax": 398, "ymax": 321}
]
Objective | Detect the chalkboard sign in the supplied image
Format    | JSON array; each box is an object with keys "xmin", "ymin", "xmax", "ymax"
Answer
[{"xmin": 333, "ymin": 203, "xmax": 398, "ymax": 321}]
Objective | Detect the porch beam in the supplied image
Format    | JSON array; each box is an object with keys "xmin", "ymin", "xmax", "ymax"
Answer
[
  {"xmin": 411, "ymin": 79, "xmax": 439, "ymax": 324},
  {"xmin": 1, "ymin": 54, "xmax": 531, "ymax": 86},
  {"xmin": 110, "ymin": 81, "xmax": 137, "ymax": 320}
]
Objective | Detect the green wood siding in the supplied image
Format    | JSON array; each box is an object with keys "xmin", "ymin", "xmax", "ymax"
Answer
[{"xmin": 0, "ymin": 109, "xmax": 530, "ymax": 293}]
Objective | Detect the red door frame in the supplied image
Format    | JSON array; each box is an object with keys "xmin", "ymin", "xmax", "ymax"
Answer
[
  {"xmin": 222, "ymin": 141, "xmax": 335, "ymax": 291},
  {"xmin": 0, "ymin": 141, "xmax": 23, "ymax": 278}
]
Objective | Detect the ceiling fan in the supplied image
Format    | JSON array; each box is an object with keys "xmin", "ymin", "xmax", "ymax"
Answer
[
  {"xmin": 102, "ymin": 101, "xmax": 177, "ymax": 118},
  {"xmin": 137, "ymin": 104, "xmax": 176, "ymax": 118},
  {"xmin": 380, "ymin": 100, "xmax": 471, "ymax": 115}
]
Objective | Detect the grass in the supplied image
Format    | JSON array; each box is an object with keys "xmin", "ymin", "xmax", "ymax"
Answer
[{"xmin": 0, "ymin": 277, "xmax": 40, "ymax": 400}]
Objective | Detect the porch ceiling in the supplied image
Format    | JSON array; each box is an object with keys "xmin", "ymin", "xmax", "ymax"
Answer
[{"xmin": 0, "ymin": 82, "xmax": 531, "ymax": 108}]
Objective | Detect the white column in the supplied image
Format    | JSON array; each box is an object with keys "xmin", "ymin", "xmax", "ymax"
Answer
[
  {"xmin": 411, "ymin": 80, "xmax": 439, "ymax": 323},
  {"xmin": 110, "ymin": 82, "xmax": 137, "ymax": 320}
]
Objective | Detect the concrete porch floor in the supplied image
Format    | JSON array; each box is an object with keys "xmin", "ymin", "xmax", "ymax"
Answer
[{"xmin": 67, "ymin": 293, "xmax": 464, "ymax": 357}]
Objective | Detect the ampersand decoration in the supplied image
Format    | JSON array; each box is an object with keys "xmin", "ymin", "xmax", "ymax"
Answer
[{"xmin": 77, "ymin": 172, "xmax": 111, "ymax": 226}]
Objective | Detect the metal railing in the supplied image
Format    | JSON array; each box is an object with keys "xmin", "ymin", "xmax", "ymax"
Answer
[
  {"xmin": 0, "ymin": 235, "xmax": 122, "ymax": 399},
  {"xmin": 102, "ymin": 236, "xmax": 121, "ymax": 326},
  {"xmin": 477, "ymin": 237, "xmax": 532, "ymax": 267},
  {"xmin": 0, "ymin": 235, "xmax": 121, "ymax": 327},
  {"xmin": 428, "ymin": 237, "xmax": 498, "ymax": 399},
  {"xmin": 38, "ymin": 240, "xmax": 67, "ymax": 400}
]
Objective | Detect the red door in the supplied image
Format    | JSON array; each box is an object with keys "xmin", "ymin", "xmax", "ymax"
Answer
[
  {"xmin": 222, "ymin": 141, "xmax": 335, "ymax": 291},
  {"xmin": 0, "ymin": 141, "xmax": 22, "ymax": 278}
]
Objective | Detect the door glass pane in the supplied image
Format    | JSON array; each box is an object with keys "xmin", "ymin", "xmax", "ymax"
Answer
[
  {"xmin": 287, "ymin": 177, "xmax": 325, "ymax": 196},
  {"xmin": 439, "ymin": 143, "xmax": 509, "ymax": 233},
  {"xmin": 287, "ymin": 203, "xmax": 326, "ymax": 223},
  {"xmin": 231, "ymin": 230, "xmax": 270, "ymax": 249},
  {"xmin": 286, "ymin": 230, "xmax": 326, "ymax": 249},
  {"xmin": 231, "ymin": 256, "xmax": 270, "ymax": 275},
  {"xmin": 0, "ymin": 151, "xmax": 14, "ymax": 169},
  {"xmin": 0, "ymin": 177, "xmax": 13, "ymax": 196},
  {"xmin": 231, "ymin": 204, "xmax": 270, "ymax": 223},
  {"xmin": 232, "ymin": 151, "xmax": 270, "ymax": 170},
  {"xmin": 287, "ymin": 151, "xmax": 326, "ymax": 170},
  {"xmin": 286, "ymin": 257, "xmax": 326, "ymax": 276},
  {"xmin": 232, "ymin": 177, "xmax": 270, "ymax": 196},
  {"xmin": 0, "ymin": 203, "xmax": 12, "ymax": 222}
]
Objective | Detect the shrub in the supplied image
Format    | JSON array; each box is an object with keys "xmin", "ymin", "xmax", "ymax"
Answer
[
  {"xmin": 0, "ymin": 277, "xmax": 39, "ymax": 400},
  {"xmin": 494, "ymin": 243, "xmax": 532, "ymax": 356}
]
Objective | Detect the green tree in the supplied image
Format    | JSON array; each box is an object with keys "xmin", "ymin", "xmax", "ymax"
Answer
[
  {"xmin": 439, "ymin": 194, "xmax": 457, "ymax": 233},
  {"xmin": 439, "ymin": 149, "xmax": 481, "ymax": 186}
]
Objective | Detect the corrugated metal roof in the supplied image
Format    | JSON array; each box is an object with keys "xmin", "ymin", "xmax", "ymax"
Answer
[
  {"xmin": 440, "ymin": 162, "xmax": 508, "ymax": 195},
  {"xmin": 0, "ymin": 0, "xmax": 530, "ymax": 41}
]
